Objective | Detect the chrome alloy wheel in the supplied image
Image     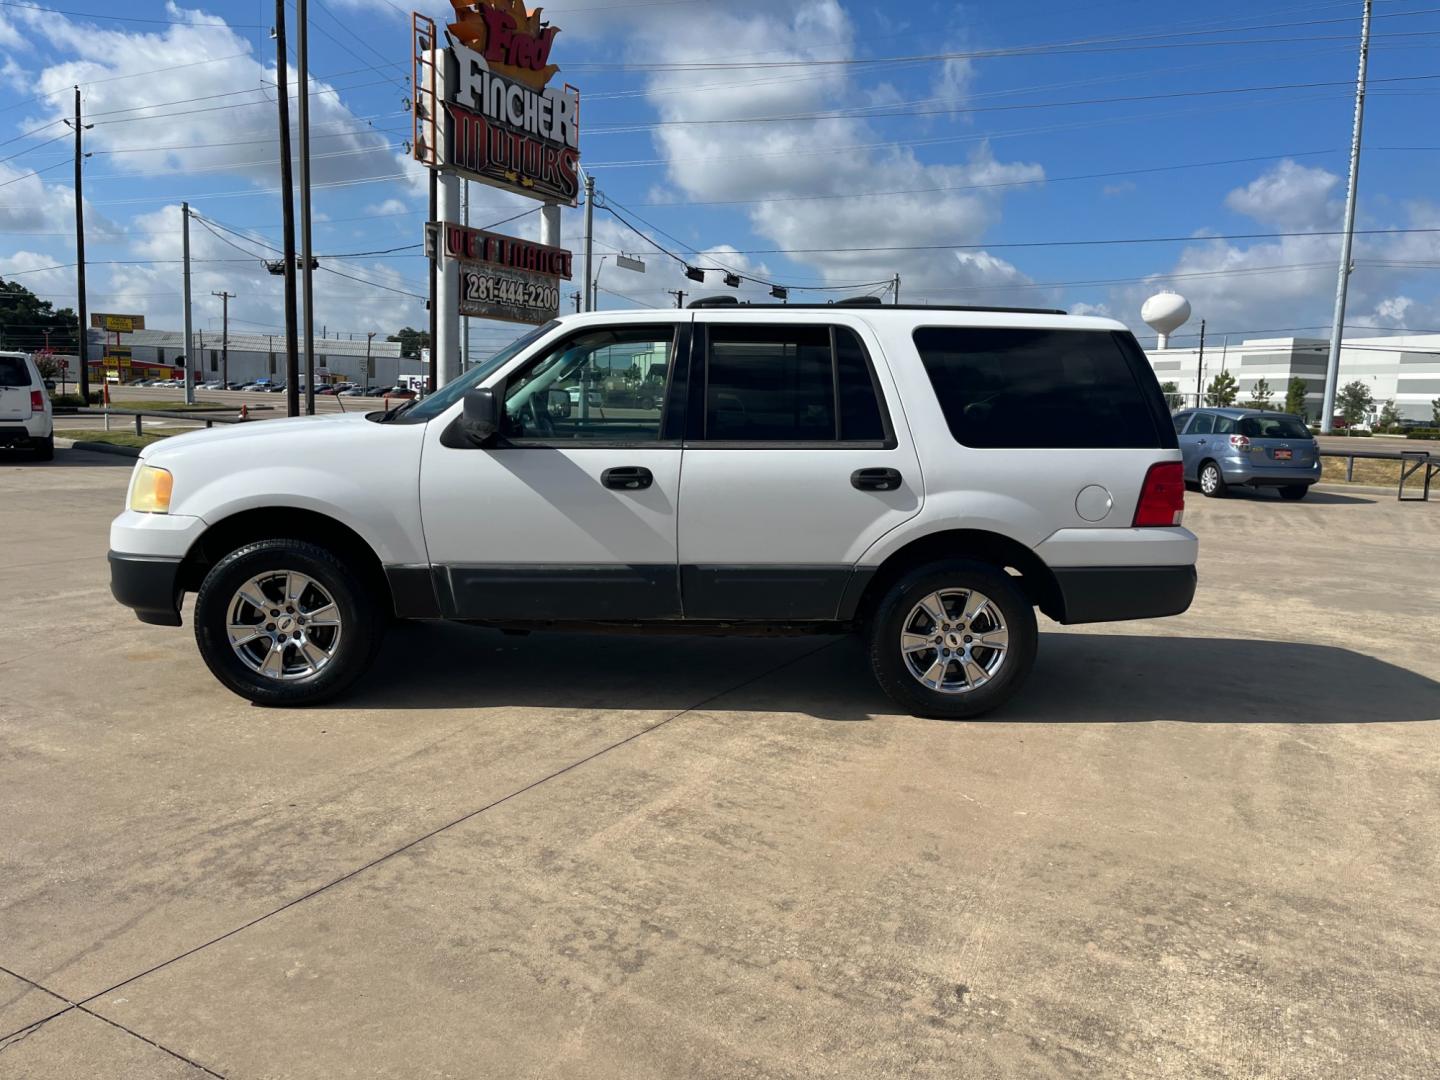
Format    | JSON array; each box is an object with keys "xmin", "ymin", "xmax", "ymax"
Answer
[
  {"xmin": 225, "ymin": 570, "xmax": 342, "ymax": 681},
  {"xmin": 900, "ymin": 588, "xmax": 1010, "ymax": 694},
  {"xmin": 1200, "ymin": 464, "xmax": 1220, "ymax": 495}
]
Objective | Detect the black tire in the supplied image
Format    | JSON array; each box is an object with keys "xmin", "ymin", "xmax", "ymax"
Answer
[
  {"xmin": 193, "ymin": 539, "xmax": 382, "ymax": 706},
  {"xmin": 867, "ymin": 560, "xmax": 1038, "ymax": 720},
  {"xmin": 32, "ymin": 434, "xmax": 54, "ymax": 462},
  {"xmin": 1279, "ymin": 484, "xmax": 1309, "ymax": 500},
  {"xmin": 1198, "ymin": 460, "xmax": 1228, "ymax": 498}
]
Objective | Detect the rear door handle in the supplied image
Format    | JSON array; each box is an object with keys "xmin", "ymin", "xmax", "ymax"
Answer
[
  {"xmin": 602, "ymin": 466, "xmax": 653, "ymax": 491},
  {"xmin": 851, "ymin": 467, "xmax": 903, "ymax": 492}
]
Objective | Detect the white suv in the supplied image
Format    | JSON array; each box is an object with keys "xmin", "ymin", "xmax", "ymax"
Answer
[
  {"xmin": 109, "ymin": 304, "xmax": 1196, "ymax": 718},
  {"xmin": 0, "ymin": 350, "xmax": 55, "ymax": 461}
]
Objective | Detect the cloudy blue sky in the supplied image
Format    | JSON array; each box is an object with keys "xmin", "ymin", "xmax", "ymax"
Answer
[{"xmin": 2, "ymin": 0, "xmax": 1439, "ymax": 355}]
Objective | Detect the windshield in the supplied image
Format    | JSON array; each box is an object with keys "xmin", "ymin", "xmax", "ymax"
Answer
[
  {"xmin": 1238, "ymin": 415, "xmax": 1311, "ymax": 440},
  {"xmin": 393, "ymin": 321, "xmax": 559, "ymax": 424}
]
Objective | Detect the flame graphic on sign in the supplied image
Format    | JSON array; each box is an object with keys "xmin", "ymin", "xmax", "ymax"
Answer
[{"xmin": 449, "ymin": 0, "xmax": 561, "ymax": 91}]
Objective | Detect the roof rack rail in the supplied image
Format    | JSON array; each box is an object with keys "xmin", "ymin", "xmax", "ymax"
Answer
[{"xmin": 680, "ymin": 300, "xmax": 1068, "ymax": 315}]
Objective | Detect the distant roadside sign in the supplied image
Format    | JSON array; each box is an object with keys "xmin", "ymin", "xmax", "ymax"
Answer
[{"xmin": 91, "ymin": 313, "xmax": 145, "ymax": 332}]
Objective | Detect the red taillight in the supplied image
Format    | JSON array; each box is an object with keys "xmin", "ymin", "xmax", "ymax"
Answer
[
  {"xmin": 1229, "ymin": 434, "xmax": 1250, "ymax": 450},
  {"xmin": 1134, "ymin": 462, "xmax": 1185, "ymax": 527},
  {"xmin": 30, "ymin": 390, "xmax": 45, "ymax": 413}
]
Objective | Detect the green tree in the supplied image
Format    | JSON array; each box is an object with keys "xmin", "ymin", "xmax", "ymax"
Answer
[
  {"xmin": 1245, "ymin": 377, "xmax": 1273, "ymax": 409},
  {"xmin": 1377, "ymin": 400, "xmax": 1403, "ymax": 432},
  {"xmin": 1285, "ymin": 376, "xmax": 1309, "ymax": 419},
  {"xmin": 0, "ymin": 277, "xmax": 80, "ymax": 353},
  {"xmin": 1204, "ymin": 369, "xmax": 1238, "ymax": 406},
  {"xmin": 386, "ymin": 326, "xmax": 431, "ymax": 360},
  {"xmin": 1336, "ymin": 380, "xmax": 1373, "ymax": 431},
  {"xmin": 1432, "ymin": 397, "xmax": 1440, "ymax": 424},
  {"xmin": 1159, "ymin": 380, "xmax": 1184, "ymax": 409}
]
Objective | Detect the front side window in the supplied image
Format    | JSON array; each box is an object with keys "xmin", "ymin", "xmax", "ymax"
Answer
[
  {"xmin": 912, "ymin": 327, "xmax": 1166, "ymax": 449},
  {"xmin": 700, "ymin": 324, "xmax": 888, "ymax": 443},
  {"xmin": 502, "ymin": 326, "xmax": 674, "ymax": 443}
]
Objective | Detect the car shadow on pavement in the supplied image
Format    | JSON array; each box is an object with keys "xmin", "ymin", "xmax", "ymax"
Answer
[
  {"xmin": 1207, "ymin": 488, "xmax": 1376, "ymax": 505},
  {"xmin": 1, "ymin": 450, "xmax": 134, "ymax": 468},
  {"xmin": 350, "ymin": 622, "xmax": 1439, "ymax": 725}
]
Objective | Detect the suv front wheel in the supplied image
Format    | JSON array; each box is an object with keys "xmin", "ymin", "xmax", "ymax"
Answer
[
  {"xmin": 193, "ymin": 539, "xmax": 381, "ymax": 706},
  {"xmin": 867, "ymin": 560, "xmax": 1037, "ymax": 720}
]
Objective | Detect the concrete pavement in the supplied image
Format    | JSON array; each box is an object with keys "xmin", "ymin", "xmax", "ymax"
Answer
[{"xmin": 1, "ymin": 449, "xmax": 1438, "ymax": 1078}]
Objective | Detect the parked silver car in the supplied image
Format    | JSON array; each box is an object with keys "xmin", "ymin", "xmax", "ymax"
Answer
[{"xmin": 1172, "ymin": 407, "xmax": 1321, "ymax": 500}]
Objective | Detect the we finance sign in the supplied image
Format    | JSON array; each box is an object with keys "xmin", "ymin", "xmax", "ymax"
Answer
[{"xmin": 418, "ymin": 1, "xmax": 581, "ymax": 206}]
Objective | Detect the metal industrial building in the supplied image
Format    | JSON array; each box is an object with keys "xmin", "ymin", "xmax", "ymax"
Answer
[
  {"xmin": 82, "ymin": 327, "xmax": 419, "ymax": 386},
  {"xmin": 1143, "ymin": 333, "xmax": 1440, "ymax": 422}
]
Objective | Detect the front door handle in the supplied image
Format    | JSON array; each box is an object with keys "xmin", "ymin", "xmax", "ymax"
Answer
[
  {"xmin": 602, "ymin": 466, "xmax": 653, "ymax": 491},
  {"xmin": 851, "ymin": 467, "xmax": 903, "ymax": 492}
]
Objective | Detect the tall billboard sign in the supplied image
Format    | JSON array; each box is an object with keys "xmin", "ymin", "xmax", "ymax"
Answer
[{"xmin": 414, "ymin": 2, "xmax": 581, "ymax": 206}]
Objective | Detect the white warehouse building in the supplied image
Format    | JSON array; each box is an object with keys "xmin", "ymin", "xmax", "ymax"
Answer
[
  {"xmin": 1136, "ymin": 294, "xmax": 1440, "ymax": 422},
  {"xmin": 83, "ymin": 327, "xmax": 421, "ymax": 387},
  {"xmin": 1144, "ymin": 334, "xmax": 1440, "ymax": 423}
]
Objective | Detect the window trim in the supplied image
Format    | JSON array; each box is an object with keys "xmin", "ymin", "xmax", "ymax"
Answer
[
  {"xmin": 494, "ymin": 322, "xmax": 687, "ymax": 450},
  {"xmin": 685, "ymin": 322, "xmax": 897, "ymax": 450}
]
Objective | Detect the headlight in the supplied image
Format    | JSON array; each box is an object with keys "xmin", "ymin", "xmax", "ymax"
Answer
[{"xmin": 129, "ymin": 465, "xmax": 173, "ymax": 514}]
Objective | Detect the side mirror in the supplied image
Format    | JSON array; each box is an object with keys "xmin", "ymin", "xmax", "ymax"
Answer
[
  {"xmin": 44, "ymin": 379, "xmax": 56, "ymax": 391},
  {"xmin": 458, "ymin": 387, "xmax": 502, "ymax": 445},
  {"xmin": 546, "ymin": 387, "xmax": 571, "ymax": 417}
]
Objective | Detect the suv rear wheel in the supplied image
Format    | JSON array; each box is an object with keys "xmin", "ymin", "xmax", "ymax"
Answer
[
  {"xmin": 193, "ymin": 539, "xmax": 381, "ymax": 706},
  {"xmin": 32, "ymin": 434, "xmax": 54, "ymax": 462},
  {"xmin": 867, "ymin": 560, "xmax": 1037, "ymax": 719}
]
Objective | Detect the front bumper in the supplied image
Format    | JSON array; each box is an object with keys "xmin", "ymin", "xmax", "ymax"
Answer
[
  {"xmin": 109, "ymin": 552, "xmax": 184, "ymax": 626},
  {"xmin": 1052, "ymin": 565, "xmax": 1197, "ymax": 625}
]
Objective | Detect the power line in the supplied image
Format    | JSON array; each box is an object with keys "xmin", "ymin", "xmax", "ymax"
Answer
[{"xmin": 0, "ymin": 0, "xmax": 265, "ymax": 26}]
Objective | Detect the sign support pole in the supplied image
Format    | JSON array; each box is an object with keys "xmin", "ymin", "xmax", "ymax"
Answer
[
  {"xmin": 298, "ymin": 0, "xmax": 316, "ymax": 415},
  {"xmin": 274, "ymin": 0, "xmax": 301, "ymax": 419},
  {"xmin": 582, "ymin": 173, "xmax": 595, "ymax": 312},
  {"xmin": 182, "ymin": 202, "xmax": 195, "ymax": 406},
  {"xmin": 461, "ymin": 180, "xmax": 470, "ymax": 374},
  {"xmin": 436, "ymin": 170, "xmax": 461, "ymax": 389},
  {"xmin": 73, "ymin": 87, "xmax": 90, "ymax": 404}
]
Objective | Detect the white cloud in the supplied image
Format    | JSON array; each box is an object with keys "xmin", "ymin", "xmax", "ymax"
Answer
[
  {"xmin": 1223, "ymin": 159, "xmax": 1340, "ymax": 231},
  {"xmin": 22, "ymin": 6, "xmax": 400, "ymax": 190},
  {"xmin": 1102, "ymin": 181, "xmax": 1136, "ymax": 198}
]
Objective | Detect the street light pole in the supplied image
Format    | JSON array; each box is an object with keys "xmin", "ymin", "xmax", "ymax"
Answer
[
  {"xmin": 274, "ymin": 0, "xmax": 301, "ymax": 418},
  {"xmin": 297, "ymin": 0, "xmax": 316, "ymax": 416},
  {"xmin": 211, "ymin": 291, "xmax": 233, "ymax": 388}
]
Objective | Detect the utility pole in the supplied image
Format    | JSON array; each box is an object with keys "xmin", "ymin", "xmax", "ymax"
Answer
[
  {"xmin": 571, "ymin": 291, "xmax": 582, "ymax": 312},
  {"xmin": 211, "ymin": 291, "xmax": 233, "ymax": 387},
  {"xmin": 668, "ymin": 290, "xmax": 685, "ymax": 309},
  {"xmin": 582, "ymin": 171, "xmax": 595, "ymax": 312},
  {"xmin": 1322, "ymin": 0, "xmax": 1371, "ymax": 434},
  {"xmin": 72, "ymin": 87, "xmax": 90, "ymax": 403},
  {"xmin": 274, "ymin": 0, "xmax": 301, "ymax": 418},
  {"xmin": 1195, "ymin": 319, "xmax": 1207, "ymax": 406},
  {"xmin": 893, "ymin": 273, "xmax": 901, "ymax": 304},
  {"xmin": 366, "ymin": 330, "xmax": 376, "ymax": 384},
  {"xmin": 297, "ymin": 0, "xmax": 316, "ymax": 416},
  {"xmin": 182, "ymin": 203, "xmax": 196, "ymax": 405}
]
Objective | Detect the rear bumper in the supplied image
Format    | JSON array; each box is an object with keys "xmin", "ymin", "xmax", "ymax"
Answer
[
  {"xmin": 1052, "ymin": 565, "xmax": 1197, "ymax": 625},
  {"xmin": 109, "ymin": 552, "xmax": 183, "ymax": 626},
  {"xmin": 0, "ymin": 420, "xmax": 50, "ymax": 446},
  {"xmin": 1220, "ymin": 458, "xmax": 1321, "ymax": 487}
]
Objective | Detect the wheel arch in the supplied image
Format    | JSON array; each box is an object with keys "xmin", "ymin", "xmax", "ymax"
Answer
[
  {"xmin": 852, "ymin": 528, "xmax": 1064, "ymax": 625},
  {"xmin": 179, "ymin": 507, "xmax": 393, "ymax": 615}
]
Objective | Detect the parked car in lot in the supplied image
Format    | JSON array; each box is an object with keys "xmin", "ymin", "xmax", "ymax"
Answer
[
  {"xmin": 0, "ymin": 350, "xmax": 54, "ymax": 460},
  {"xmin": 1172, "ymin": 407, "xmax": 1320, "ymax": 499},
  {"xmin": 108, "ymin": 304, "xmax": 1196, "ymax": 717}
]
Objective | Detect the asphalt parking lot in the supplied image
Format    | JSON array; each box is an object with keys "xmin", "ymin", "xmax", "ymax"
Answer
[{"xmin": 2, "ymin": 450, "xmax": 1438, "ymax": 1079}]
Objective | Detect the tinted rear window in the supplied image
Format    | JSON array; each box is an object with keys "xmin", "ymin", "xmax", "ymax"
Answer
[
  {"xmin": 912, "ymin": 327, "xmax": 1165, "ymax": 449},
  {"xmin": 0, "ymin": 356, "xmax": 31, "ymax": 386},
  {"xmin": 1239, "ymin": 415, "xmax": 1311, "ymax": 440}
]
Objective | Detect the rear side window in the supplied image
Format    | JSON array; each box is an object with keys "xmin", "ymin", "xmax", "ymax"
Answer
[
  {"xmin": 912, "ymin": 327, "xmax": 1166, "ymax": 449},
  {"xmin": 0, "ymin": 356, "xmax": 30, "ymax": 386},
  {"xmin": 1213, "ymin": 414, "xmax": 1237, "ymax": 435},
  {"xmin": 701, "ymin": 325, "xmax": 888, "ymax": 443},
  {"xmin": 1239, "ymin": 415, "xmax": 1310, "ymax": 439},
  {"xmin": 1188, "ymin": 412, "xmax": 1216, "ymax": 435}
]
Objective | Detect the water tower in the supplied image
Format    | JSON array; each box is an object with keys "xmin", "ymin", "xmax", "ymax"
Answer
[{"xmin": 1141, "ymin": 291, "xmax": 1191, "ymax": 350}]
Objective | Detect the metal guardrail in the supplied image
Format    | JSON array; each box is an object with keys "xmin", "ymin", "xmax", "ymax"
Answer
[
  {"xmin": 1320, "ymin": 448, "xmax": 1435, "ymax": 501},
  {"xmin": 71, "ymin": 407, "xmax": 249, "ymax": 435}
]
